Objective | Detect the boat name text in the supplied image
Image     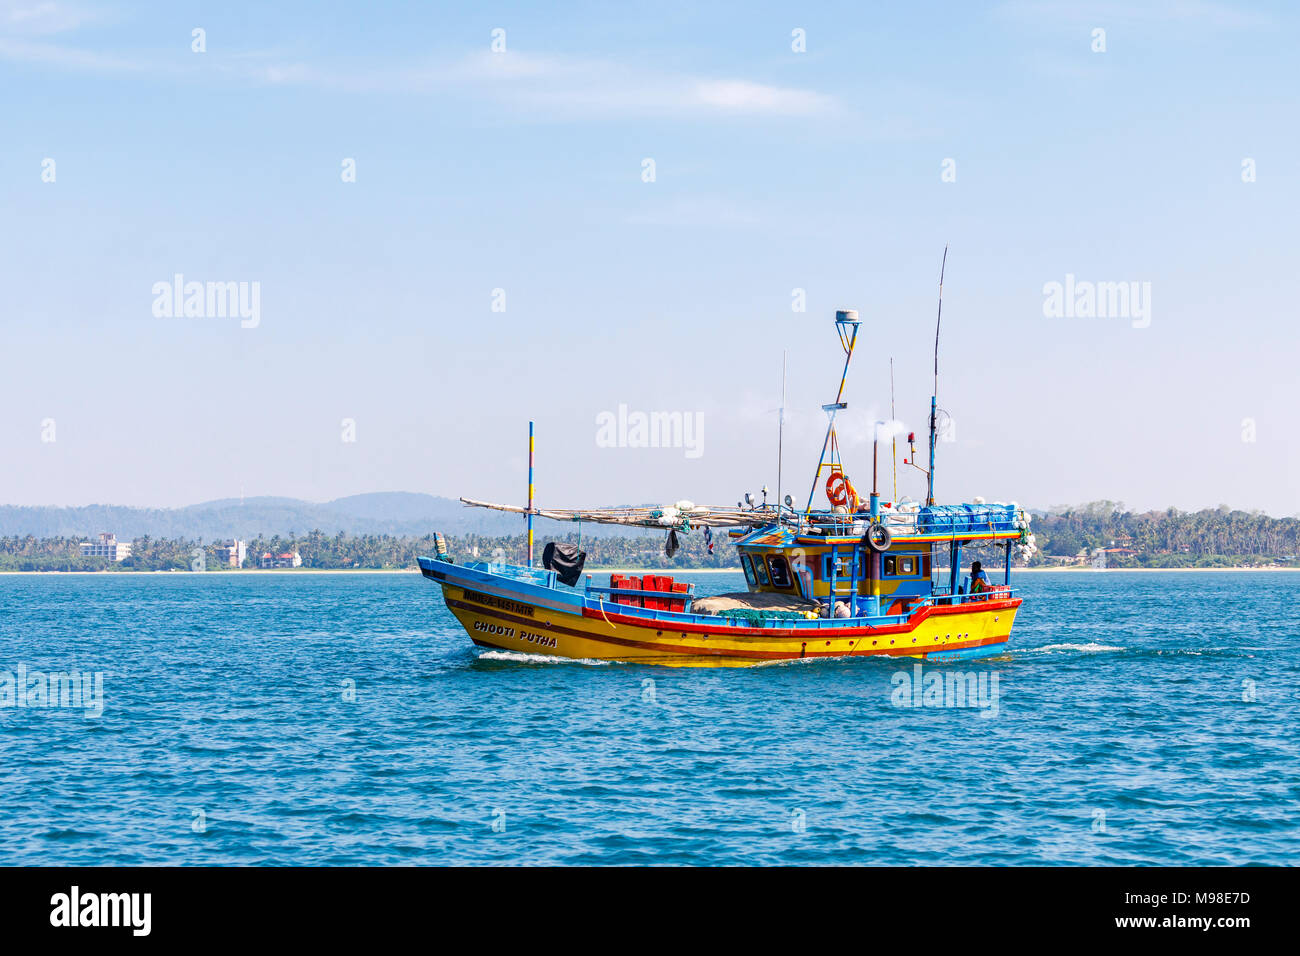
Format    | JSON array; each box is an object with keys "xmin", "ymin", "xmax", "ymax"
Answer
[{"xmin": 473, "ymin": 620, "xmax": 557, "ymax": 648}]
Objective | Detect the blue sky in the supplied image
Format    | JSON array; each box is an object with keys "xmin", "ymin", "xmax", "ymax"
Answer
[{"xmin": 2, "ymin": 1, "xmax": 1296, "ymax": 515}]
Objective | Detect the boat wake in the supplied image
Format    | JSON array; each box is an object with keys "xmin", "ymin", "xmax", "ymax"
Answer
[
  {"xmin": 475, "ymin": 650, "xmax": 612, "ymax": 666},
  {"xmin": 1016, "ymin": 642, "xmax": 1258, "ymax": 660},
  {"xmin": 750, "ymin": 654, "xmax": 841, "ymax": 668},
  {"xmin": 1024, "ymin": 642, "xmax": 1125, "ymax": 654}
]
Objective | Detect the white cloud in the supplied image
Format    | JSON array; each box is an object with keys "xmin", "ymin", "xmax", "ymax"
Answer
[
  {"xmin": 0, "ymin": 34, "xmax": 144, "ymax": 70},
  {"xmin": 996, "ymin": 0, "xmax": 1273, "ymax": 29},
  {"xmin": 625, "ymin": 197, "xmax": 762, "ymax": 228},
  {"xmin": 0, "ymin": 1, "xmax": 137, "ymax": 69},
  {"xmin": 0, "ymin": 0, "xmax": 98, "ymax": 35},
  {"xmin": 691, "ymin": 79, "xmax": 836, "ymax": 115},
  {"xmin": 427, "ymin": 52, "xmax": 841, "ymax": 119},
  {"xmin": 0, "ymin": 27, "xmax": 842, "ymax": 121}
]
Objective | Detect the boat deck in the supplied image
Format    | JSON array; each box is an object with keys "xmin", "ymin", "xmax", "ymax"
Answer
[{"xmin": 418, "ymin": 556, "xmax": 1017, "ymax": 631}]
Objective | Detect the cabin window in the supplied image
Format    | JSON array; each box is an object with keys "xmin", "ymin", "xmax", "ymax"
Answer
[
  {"xmin": 883, "ymin": 554, "xmax": 919, "ymax": 577},
  {"xmin": 752, "ymin": 554, "xmax": 770, "ymax": 586},
  {"xmin": 766, "ymin": 555, "xmax": 792, "ymax": 589},
  {"xmin": 822, "ymin": 553, "xmax": 862, "ymax": 580},
  {"xmin": 740, "ymin": 554, "xmax": 757, "ymax": 586}
]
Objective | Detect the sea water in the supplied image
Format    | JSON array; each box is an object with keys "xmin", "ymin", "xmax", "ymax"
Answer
[{"xmin": 0, "ymin": 570, "xmax": 1296, "ymax": 865}]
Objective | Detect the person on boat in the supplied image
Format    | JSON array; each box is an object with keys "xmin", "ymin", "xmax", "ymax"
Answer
[{"xmin": 970, "ymin": 561, "xmax": 991, "ymax": 595}]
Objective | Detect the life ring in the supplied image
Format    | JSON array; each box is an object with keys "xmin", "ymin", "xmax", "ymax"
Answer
[{"xmin": 825, "ymin": 471, "xmax": 859, "ymax": 511}]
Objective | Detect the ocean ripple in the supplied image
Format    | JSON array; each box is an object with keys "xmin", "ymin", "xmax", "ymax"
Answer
[{"xmin": 0, "ymin": 569, "xmax": 1296, "ymax": 865}]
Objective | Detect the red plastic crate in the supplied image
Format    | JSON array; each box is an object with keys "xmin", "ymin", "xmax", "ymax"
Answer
[
  {"xmin": 655, "ymin": 574, "xmax": 677, "ymax": 610},
  {"xmin": 613, "ymin": 574, "xmax": 642, "ymax": 607},
  {"xmin": 642, "ymin": 574, "xmax": 660, "ymax": 610},
  {"xmin": 669, "ymin": 582, "xmax": 689, "ymax": 612}
]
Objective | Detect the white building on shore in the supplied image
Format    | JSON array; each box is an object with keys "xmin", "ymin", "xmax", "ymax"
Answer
[{"xmin": 80, "ymin": 532, "xmax": 132, "ymax": 562}]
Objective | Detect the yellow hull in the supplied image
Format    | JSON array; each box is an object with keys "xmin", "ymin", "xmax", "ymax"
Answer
[{"xmin": 442, "ymin": 583, "xmax": 1018, "ymax": 667}]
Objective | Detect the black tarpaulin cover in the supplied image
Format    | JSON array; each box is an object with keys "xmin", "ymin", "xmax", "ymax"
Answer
[{"xmin": 542, "ymin": 542, "xmax": 587, "ymax": 587}]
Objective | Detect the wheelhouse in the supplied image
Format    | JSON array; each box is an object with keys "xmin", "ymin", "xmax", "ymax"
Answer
[{"xmin": 731, "ymin": 503, "xmax": 1027, "ymax": 618}]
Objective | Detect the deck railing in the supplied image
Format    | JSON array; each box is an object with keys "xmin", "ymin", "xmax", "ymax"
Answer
[
  {"xmin": 584, "ymin": 582, "xmax": 696, "ymax": 614},
  {"xmin": 434, "ymin": 555, "xmax": 1016, "ymax": 627},
  {"xmin": 802, "ymin": 503, "xmax": 1026, "ymax": 538},
  {"xmin": 921, "ymin": 585, "xmax": 1016, "ymax": 607}
]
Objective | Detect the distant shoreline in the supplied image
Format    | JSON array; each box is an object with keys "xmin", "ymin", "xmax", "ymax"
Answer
[
  {"xmin": 0, "ymin": 568, "xmax": 414, "ymax": 576},
  {"xmin": 1014, "ymin": 565, "xmax": 1300, "ymax": 572},
  {"xmin": 1, "ymin": 565, "xmax": 1296, "ymax": 577},
  {"xmin": 599, "ymin": 566, "xmax": 1300, "ymax": 574}
]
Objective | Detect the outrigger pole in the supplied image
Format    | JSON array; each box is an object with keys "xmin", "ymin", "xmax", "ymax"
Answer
[
  {"xmin": 527, "ymin": 420, "xmax": 535, "ymax": 567},
  {"xmin": 927, "ymin": 246, "xmax": 947, "ymax": 507}
]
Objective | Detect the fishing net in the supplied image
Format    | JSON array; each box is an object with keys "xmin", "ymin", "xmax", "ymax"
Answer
[{"xmin": 706, "ymin": 608, "xmax": 813, "ymax": 626}]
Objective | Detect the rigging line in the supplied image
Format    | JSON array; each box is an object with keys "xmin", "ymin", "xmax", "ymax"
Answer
[{"xmin": 596, "ymin": 597, "xmax": 617, "ymax": 629}]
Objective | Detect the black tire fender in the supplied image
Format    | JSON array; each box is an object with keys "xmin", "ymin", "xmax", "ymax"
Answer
[{"xmin": 866, "ymin": 523, "xmax": 892, "ymax": 552}]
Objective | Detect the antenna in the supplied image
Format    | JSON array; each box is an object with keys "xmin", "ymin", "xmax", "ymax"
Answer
[
  {"xmin": 890, "ymin": 357, "xmax": 897, "ymax": 502},
  {"xmin": 926, "ymin": 246, "xmax": 947, "ymax": 507}
]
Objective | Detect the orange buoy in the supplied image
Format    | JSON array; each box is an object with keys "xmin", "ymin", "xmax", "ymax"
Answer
[{"xmin": 825, "ymin": 471, "xmax": 859, "ymax": 511}]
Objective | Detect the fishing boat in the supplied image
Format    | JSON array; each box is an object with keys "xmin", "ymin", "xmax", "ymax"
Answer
[{"xmin": 420, "ymin": 265, "xmax": 1036, "ymax": 666}]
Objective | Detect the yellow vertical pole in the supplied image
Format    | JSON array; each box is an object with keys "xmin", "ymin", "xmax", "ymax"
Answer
[{"xmin": 527, "ymin": 421, "xmax": 535, "ymax": 568}]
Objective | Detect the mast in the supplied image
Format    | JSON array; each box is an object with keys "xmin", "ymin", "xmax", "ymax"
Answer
[
  {"xmin": 927, "ymin": 246, "xmax": 947, "ymax": 507},
  {"xmin": 804, "ymin": 309, "xmax": 861, "ymax": 514},
  {"xmin": 871, "ymin": 420, "xmax": 880, "ymax": 516}
]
